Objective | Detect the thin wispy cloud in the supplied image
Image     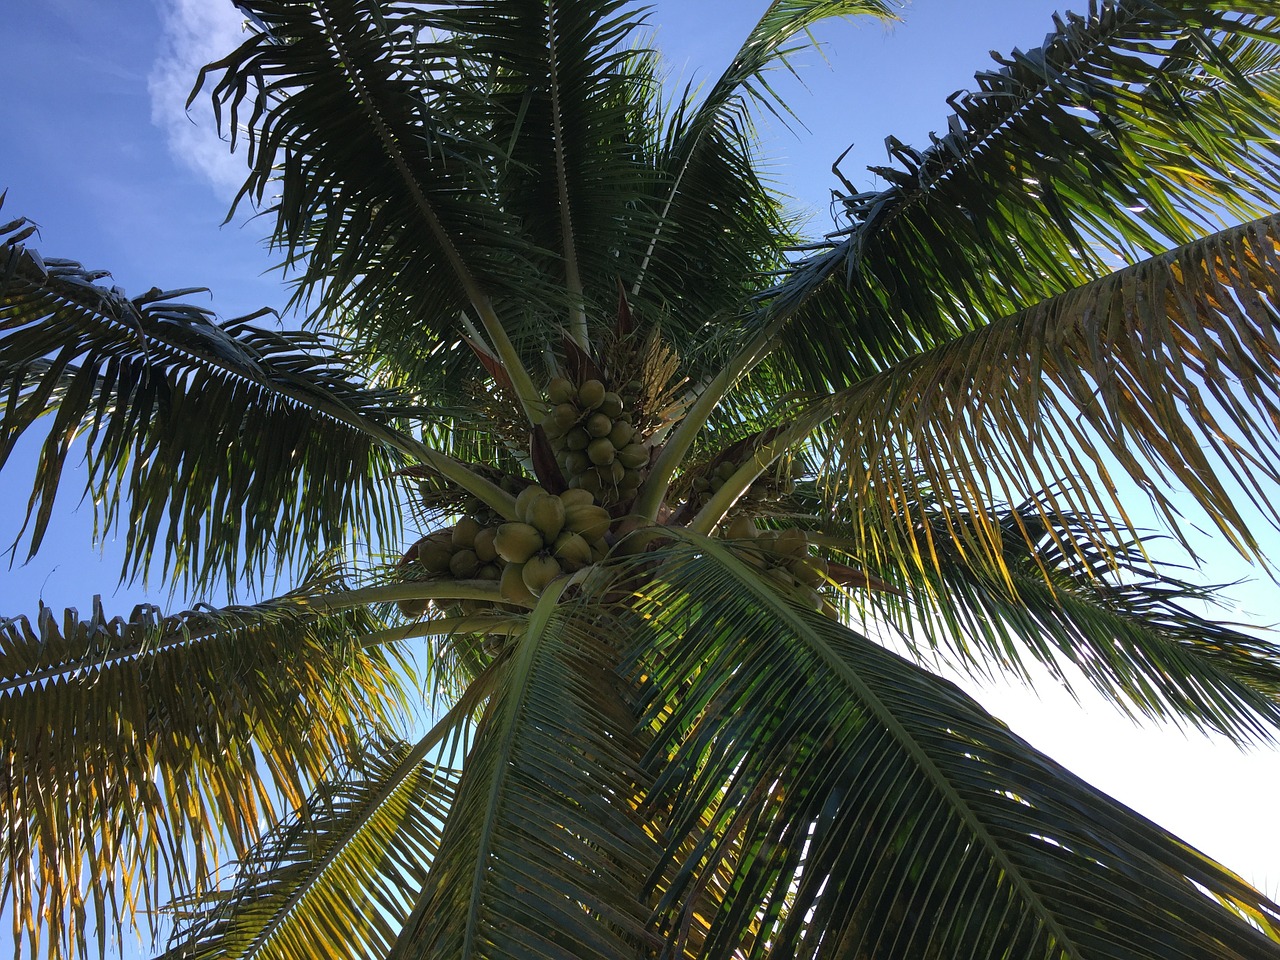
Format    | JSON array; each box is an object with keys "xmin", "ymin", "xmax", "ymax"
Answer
[{"xmin": 148, "ymin": 0, "xmax": 249, "ymax": 200}]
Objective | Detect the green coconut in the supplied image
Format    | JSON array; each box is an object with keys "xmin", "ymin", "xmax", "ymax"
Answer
[
  {"xmin": 521, "ymin": 554, "xmax": 564, "ymax": 596},
  {"xmin": 495, "ymin": 522, "xmax": 544, "ymax": 564}
]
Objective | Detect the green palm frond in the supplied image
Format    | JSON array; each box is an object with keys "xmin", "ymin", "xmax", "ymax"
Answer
[
  {"xmin": 162, "ymin": 732, "xmax": 465, "ymax": 960},
  {"xmin": 0, "ymin": 585, "xmax": 409, "ymax": 960},
  {"xmin": 208, "ymin": 0, "xmax": 542, "ymax": 411},
  {"xmin": 628, "ymin": 537, "xmax": 1280, "ymax": 959},
  {"xmin": 433, "ymin": 0, "xmax": 654, "ymax": 345},
  {"xmin": 823, "ymin": 489, "xmax": 1280, "ymax": 744},
  {"xmin": 816, "ymin": 214, "xmax": 1280, "ymax": 573},
  {"xmin": 770, "ymin": 1, "xmax": 1280, "ymax": 388},
  {"xmin": 390, "ymin": 583, "xmax": 660, "ymax": 960},
  {"xmin": 0, "ymin": 218, "xmax": 416, "ymax": 591},
  {"xmin": 632, "ymin": 0, "xmax": 897, "ymax": 357}
]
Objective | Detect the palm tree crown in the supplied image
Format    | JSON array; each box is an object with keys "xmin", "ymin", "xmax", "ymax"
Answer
[{"xmin": 4, "ymin": 1, "xmax": 1280, "ymax": 958}]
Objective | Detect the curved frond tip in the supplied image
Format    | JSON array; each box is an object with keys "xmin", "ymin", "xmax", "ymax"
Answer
[
  {"xmin": 822, "ymin": 215, "xmax": 1280, "ymax": 573},
  {"xmin": 627, "ymin": 538, "xmax": 1280, "ymax": 959},
  {"xmin": 0, "ymin": 218, "xmax": 413, "ymax": 591}
]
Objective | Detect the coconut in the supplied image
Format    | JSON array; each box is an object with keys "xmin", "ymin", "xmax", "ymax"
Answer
[
  {"xmin": 449, "ymin": 548, "xmax": 481, "ymax": 579},
  {"xmin": 578, "ymin": 379, "xmax": 606, "ymax": 408},
  {"xmin": 544, "ymin": 403, "xmax": 578, "ymax": 437},
  {"xmin": 802, "ymin": 588, "xmax": 826, "ymax": 613},
  {"xmin": 494, "ymin": 522, "xmax": 544, "ymax": 564},
  {"xmin": 775, "ymin": 528, "xmax": 809, "ymax": 557},
  {"xmin": 585, "ymin": 412, "xmax": 613, "ymax": 438},
  {"xmin": 417, "ymin": 538, "xmax": 454, "ymax": 575},
  {"xmin": 547, "ymin": 376, "xmax": 576, "ymax": 405},
  {"xmin": 473, "ymin": 527, "xmax": 499, "ymax": 563},
  {"xmin": 397, "ymin": 597, "xmax": 430, "ymax": 618},
  {"xmin": 765, "ymin": 566, "xmax": 797, "ymax": 588},
  {"xmin": 521, "ymin": 554, "xmax": 563, "ymax": 596},
  {"xmin": 608, "ymin": 420, "xmax": 635, "ymax": 448},
  {"xmin": 558, "ymin": 488, "xmax": 595, "ymax": 509},
  {"xmin": 500, "ymin": 563, "xmax": 536, "ymax": 604},
  {"xmin": 598, "ymin": 391, "xmax": 624, "ymax": 419},
  {"xmin": 790, "ymin": 555, "xmax": 828, "ymax": 586},
  {"xmin": 527, "ymin": 493, "xmax": 566, "ymax": 542},
  {"xmin": 564, "ymin": 503, "xmax": 612, "ymax": 541},
  {"xmin": 452, "ymin": 516, "xmax": 481, "ymax": 550},
  {"xmin": 552, "ymin": 531, "xmax": 593, "ymax": 571},
  {"xmin": 587, "ymin": 437, "xmax": 617, "ymax": 466},
  {"xmin": 617, "ymin": 443, "xmax": 648, "ymax": 469},
  {"xmin": 515, "ymin": 485, "xmax": 548, "ymax": 524}
]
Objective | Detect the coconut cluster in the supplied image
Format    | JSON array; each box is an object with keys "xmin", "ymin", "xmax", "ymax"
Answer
[
  {"xmin": 397, "ymin": 514, "xmax": 509, "ymax": 617},
  {"xmin": 691, "ymin": 459, "xmax": 740, "ymax": 499},
  {"xmin": 539, "ymin": 376, "xmax": 649, "ymax": 505},
  {"xmin": 724, "ymin": 515, "xmax": 834, "ymax": 616},
  {"xmin": 686, "ymin": 456, "xmax": 798, "ymax": 515},
  {"xmin": 398, "ymin": 486, "xmax": 613, "ymax": 618},
  {"xmin": 494, "ymin": 486, "xmax": 612, "ymax": 602}
]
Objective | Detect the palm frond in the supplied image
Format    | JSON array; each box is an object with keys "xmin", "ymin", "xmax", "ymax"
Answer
[
  {"xmin": 627, "ymin": 536, "xmax": 1280, "ymax": 959},
  {"xmin": 821, "ymin": 488, "xmax": 1280, "ymax": 744},
  {"xmin": 631, "ymin": 0, "xmax": 898, "ymax": 357},
  {"xmin": 161, "ymin": 732, "xmax": 465, "ymax": 960},
  {"xmin": 770, "ymin": 1, "xmax": 1280, "ymax": 388},
  {"xmin": 436, "ymin": 0, "xmax": 655, "ymax": 343},
  {"xmin": 0, "ymin": 217, "xmax": 413, "ymax": 592},
  {"xmin": 816, "ymin": 215, "xmax": 1280, "ymax": 579},
  {"xmin": 0, "ymin": 584, "xmax": 409, "ymax": 960},
  {"xmin": 208, "ymin": 0, "xmax": 541, "ymax": 411},
  {"xmin": 390, "ymin": 583, "xmax": 660, "ymax": 960}
]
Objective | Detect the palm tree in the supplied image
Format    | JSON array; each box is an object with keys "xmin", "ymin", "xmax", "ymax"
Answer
[{"xmin": 5, "ymin": 0, "xmax": 1280, "ymax": 957}]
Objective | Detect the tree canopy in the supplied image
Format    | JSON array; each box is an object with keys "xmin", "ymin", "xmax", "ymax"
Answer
[{"xmin": 4, "ymin": 1, "xmax": 1280, "ymax": 958}]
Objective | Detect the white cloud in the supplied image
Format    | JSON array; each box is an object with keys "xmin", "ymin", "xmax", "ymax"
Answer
[{"xmin": 148, "ymin": 0, "xmax": 250, "ymax": 199}]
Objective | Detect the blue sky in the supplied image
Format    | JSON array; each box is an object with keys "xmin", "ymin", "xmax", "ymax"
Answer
[{"xmin": 2, "ymin": 0, "xmax": 1279, "ymax": 953}]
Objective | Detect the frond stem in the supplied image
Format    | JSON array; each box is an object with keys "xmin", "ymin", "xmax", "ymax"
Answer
[
  {"xmin": 688, "ymin": 399, "xmax": 832, "ymax": 533},
  {"xmin": 4, "ymin": 243, "xmax": 518, "ymax": 520},
  {"xmin": 546, "ymin": 1, "xmax": 589, "ymax": 348},
  {"xmin": 359, "ymin": 614, "xmax": 527, "ymax": 648},
  {"xmin": 239, "ymin": 670, "xmax": 496, "ymax": 958},
  {"xmin": 0, "ymin": 582, "xmax": 505, "ymax": 695},
  {"xmin": 693, "ymin": 534, "xmax": 1085, "ymax": 955},
  {"xmin": 461, "ymin": 578, "xmax": 571, "ymax": 956},
  {"xmin": 312, "ymin": 0, "xmax": 542, "ymax": 422}
]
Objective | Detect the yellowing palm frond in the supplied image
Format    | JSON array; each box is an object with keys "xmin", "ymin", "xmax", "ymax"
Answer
[{"xmin": 0, "ymin": 588, "xmax": 409, "ymax": 958}]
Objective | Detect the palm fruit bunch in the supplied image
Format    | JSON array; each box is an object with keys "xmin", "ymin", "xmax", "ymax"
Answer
[
  {"xmin": 493, "ymin": 485, "xmax": 613, "ymax": 603},
  {"xmin": 723, "ymin": 515, "xmax": 835, "ymax": 616},
  {"xmin": 458, "ymin": 472, "xmax": 530, "ymax": 529},
  {"xmin": 395, "ymin": 479, "xmax": 614, "ymax": 618},
  {"xmin": 539, "ymin": 375, "xmax": 649, "ymax": 506},
  {"xmin": 690, "ymin": 458, "xmax": 741, "ymax": 501},
  {"xmin": 397, "ymin": 513, "xmax": 515, "ymax": 618},
  {"xmin": 685, "ymin": 451, "xmax": 798, "ymax": 516}
]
